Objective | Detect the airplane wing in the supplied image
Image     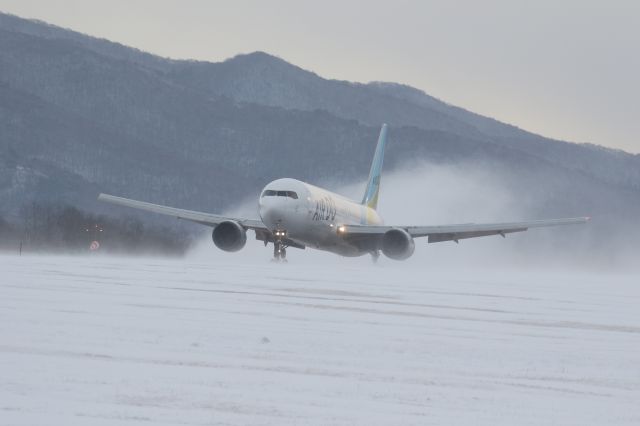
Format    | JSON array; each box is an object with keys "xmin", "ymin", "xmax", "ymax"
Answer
[
  {"xmin": 340, "ymin": 217, "xmax": 589, "ymax": 244},
  {"xmin": 97, "ymin": 193, "xmax": 267, "ymax": 230}
]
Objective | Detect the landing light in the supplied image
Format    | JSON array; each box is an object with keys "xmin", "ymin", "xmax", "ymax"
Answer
[{"xmin": 337, "ymin": 226, "xmax": 346, "ymax": 233}]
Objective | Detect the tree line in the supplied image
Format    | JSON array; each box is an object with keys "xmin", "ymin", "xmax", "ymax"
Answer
[{"xmin": 0, "ymin": 203, "xmax": 194, "ymax": 255}]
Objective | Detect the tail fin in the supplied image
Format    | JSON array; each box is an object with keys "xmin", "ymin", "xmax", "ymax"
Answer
[{"xmin": 361, "ymin": 124, "xmax": 388, "ymax": 210}]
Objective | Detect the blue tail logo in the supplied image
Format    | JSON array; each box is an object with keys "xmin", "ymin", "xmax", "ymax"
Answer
[{"xmin": 361, "ymin": 124, "xmax": 388, "ymax": 210}]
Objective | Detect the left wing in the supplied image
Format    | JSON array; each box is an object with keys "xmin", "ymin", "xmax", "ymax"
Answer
[{"xmin": 340, "ymin": 217, "xmax": 590, "ymax": 244}]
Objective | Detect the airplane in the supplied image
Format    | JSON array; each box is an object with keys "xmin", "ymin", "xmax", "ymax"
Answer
[{"xmin": 98, "ymin": 124, "xmax": 589, "ymax": 262}]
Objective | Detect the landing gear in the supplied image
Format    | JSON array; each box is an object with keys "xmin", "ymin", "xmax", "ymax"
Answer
[
  {"xmin": 273, "ymin": 240, "xmax": 287, "ymax": 262},
  {"xmin": 370, "ymin": 250, "xmax": 380, "ymax": 263}
]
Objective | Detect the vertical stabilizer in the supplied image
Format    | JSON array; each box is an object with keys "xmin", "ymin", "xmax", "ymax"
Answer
[{"xmin": 361, "ymin": 124, "xmax": 388, "ymax": 210}]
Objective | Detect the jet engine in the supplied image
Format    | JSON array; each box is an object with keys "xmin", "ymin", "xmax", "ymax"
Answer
[
  {"xmin": 212, "ymin": 221, "xmax": 247, "ymax": 252},
  {"xmin": 381, "ymin": 228, "xmax": 415, "ymax": 260}
]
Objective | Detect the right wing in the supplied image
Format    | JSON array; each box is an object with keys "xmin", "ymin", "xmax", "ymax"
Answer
[
  {"xmin": 98, "ymin": 194, "xmax": 305, "ymax": 249},
  {"xmin": 97, "ymin": 193, "xmax": 266, "ymax": 230}
]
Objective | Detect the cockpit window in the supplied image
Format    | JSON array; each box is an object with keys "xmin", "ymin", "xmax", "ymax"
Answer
[{"xmin": 261, "ymin": 190, "xmax": 298, "ymax": 199}]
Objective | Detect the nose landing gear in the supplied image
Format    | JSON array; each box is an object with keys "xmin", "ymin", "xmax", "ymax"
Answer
[
  {"xmin": 272, "ymin": 229, "xmax": 288, "ymax": 262},
  {"xmin": 273, "ymin": 241, "xmax": 287, "ymax": 262}
]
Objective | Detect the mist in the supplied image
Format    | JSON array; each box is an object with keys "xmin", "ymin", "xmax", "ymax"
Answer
[{"xmin": 187, "ymin": 161, "xmax": 636, "ymax": 272}]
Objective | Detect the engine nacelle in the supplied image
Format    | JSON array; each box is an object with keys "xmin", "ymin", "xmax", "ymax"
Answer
[
  {"xmin": 212, "ymin": 221, "xmax": 247, "ymax": 252},
  {"xmin": 381, "ymin": 228, "xmax": 415, "ymax": 260}
]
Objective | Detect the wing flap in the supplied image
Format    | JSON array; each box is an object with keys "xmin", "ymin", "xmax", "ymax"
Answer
[{"xmin": 427, "ymin": 228, "xmax": 525, "ymax": 243}]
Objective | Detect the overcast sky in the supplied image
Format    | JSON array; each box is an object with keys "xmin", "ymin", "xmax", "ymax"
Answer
[{"xmin": 1, "ymin": 0, "xmax": 638, "ymax": 153}]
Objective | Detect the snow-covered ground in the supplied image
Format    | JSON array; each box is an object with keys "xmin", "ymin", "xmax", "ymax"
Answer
[{"xmin": 1, "ymin": 254, "xmax": 639, "ymax": 425}]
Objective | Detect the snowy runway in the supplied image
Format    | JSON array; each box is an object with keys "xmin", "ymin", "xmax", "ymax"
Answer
[{"xmin": 1, "ymin": 255, "xmax": 639, "ymax": 425}]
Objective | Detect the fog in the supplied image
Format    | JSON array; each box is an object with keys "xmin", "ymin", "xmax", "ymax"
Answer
[{"xmin": 189, "ymin": 162, "xmax": 635, "ymax": 271}]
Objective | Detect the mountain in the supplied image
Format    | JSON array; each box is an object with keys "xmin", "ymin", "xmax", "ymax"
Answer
[
  {"xmin": 167, "ymin": 52, "xmax": 640, "ymax": 191},
  {"xmin": 0, "ymin": 12, "xmax": 638, "ymax": 260}
]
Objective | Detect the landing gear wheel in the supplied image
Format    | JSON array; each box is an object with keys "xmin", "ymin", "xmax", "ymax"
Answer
[{"xmin": 273, "ymin": 240, "xmax": 287, "ymax": 262}]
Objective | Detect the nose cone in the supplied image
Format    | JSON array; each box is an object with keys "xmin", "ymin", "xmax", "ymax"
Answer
[
  {"xmin": 259, "ymin": 197, "xmax": 282, "ymax": 229},
  {"xmin": 258, "ymin": 178, "xmax": 307, "ymax": 231}
]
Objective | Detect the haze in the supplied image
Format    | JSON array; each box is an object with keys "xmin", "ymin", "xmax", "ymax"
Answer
[{"xmin": 0, "ymin": 0, "xmax": 638, "ymax": 153}]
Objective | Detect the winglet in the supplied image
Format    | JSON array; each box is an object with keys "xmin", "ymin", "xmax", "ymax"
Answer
[{"xmin": 361, "ymin": 124, "xmax": 388, "ymax": 210}]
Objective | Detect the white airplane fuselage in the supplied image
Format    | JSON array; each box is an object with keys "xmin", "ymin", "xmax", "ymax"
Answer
[{"xmin": 259, "ymin": 178, "xmax": 383, "ymax": 257}]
